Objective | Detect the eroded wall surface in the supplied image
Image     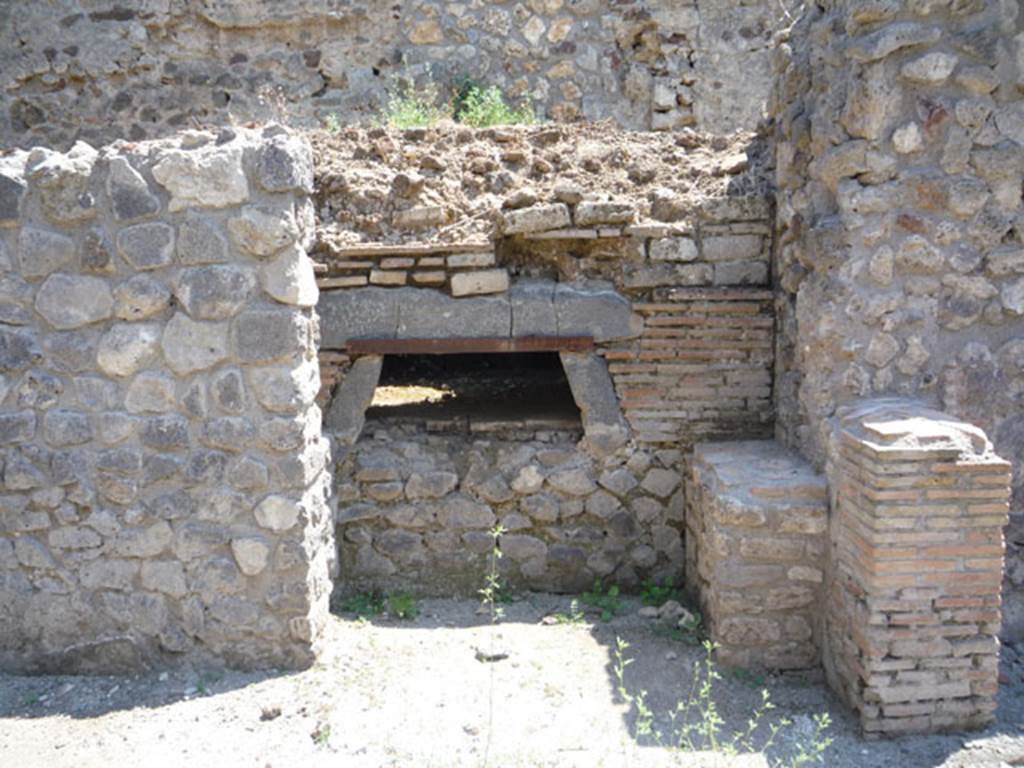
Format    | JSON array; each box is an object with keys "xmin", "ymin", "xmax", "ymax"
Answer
[
  {"xmin": 0, "ymin": 0, "xmax": 793, "ymax": 150},
  {"xmin": 771, "ymin": 1, "xmax": 1024, "ymax": 635},
  {"xmin": 0, "ymin": 126, "xmax": 333, "ymax": 672}
]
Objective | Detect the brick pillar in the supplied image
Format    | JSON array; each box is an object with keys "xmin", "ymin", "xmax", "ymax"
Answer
[{"xmin": 826, "ymin": 400, "xmax": 1011, "ymax": 736}]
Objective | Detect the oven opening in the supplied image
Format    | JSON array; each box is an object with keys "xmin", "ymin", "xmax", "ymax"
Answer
[{"xmin": 365, "ymin": 352, "xmax": 583, "ymax": 432}]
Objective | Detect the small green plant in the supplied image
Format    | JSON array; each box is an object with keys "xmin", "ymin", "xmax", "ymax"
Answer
[
  {"xmin": 614, "ymin": 638, "xmax": 834, "ymax": 767},
  {"xmin": 453, "ymin": 83, "xmax": 535, "ymax": 128},
  {"xmin": 322, "ymin": 112, "xmax": 342, "ymax": 133},
  {"xmin": 311, "ymin": 721, "xmax": 332, "ymax": 747},
  {"xmin": 582, "ymin": 579, "xmax": 622, "ymax": 622},
  {"xmin": 640, "ymin": 576, "xmax": 681, "ymax": 607},
  {"xmin": 552, "ymin": 598, "xmax": 586, "ymax": 625},
  {"xmin": 726, "ymin": 665, "xmax": 768, "ymax": 689},
  {"xmin": 338, "ymin": 591, "xmax": 387, "ymax": 618},
  {"xmin": 653, "ymin": 610, "xmax": 704, "ymax": 646},
  {"xmin": 387, "ymin": 592, "xmax": 419, "ymax": 620},
  {"xmin": 381, "ymin": 79, "xmax": 449, "ymax": 129},
  {"xmin": 479, "ymin": 524, "xmax": 507, "ymax": 626}
]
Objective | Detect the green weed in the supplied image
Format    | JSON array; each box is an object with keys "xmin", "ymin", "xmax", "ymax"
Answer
[
  {"xmin": 387, "ymin": 592, "xmax": 419, "ymax": 620},
  {"xmin": 614, "ymin": 638, "xmax": 834, "ymax": 767},
  {"xmin": 640, "ymin": 576, "xmax": 681, "ymax": 607},
  {"xmin": 582, "ymin": 579, "xmax": 622, "ymax": 622},
  {"xmin": 381, "ymin": 79, "xmax": 449, "ymax": 129},
  {"xmin": 454, "ymin": 83, "xmax": 535, "ymax": 128},
  {"xmin": 322, "ymin": 113, "xmax": 342, "ymax": 133},
  {"xmin": 338, "ymin": 591, "xmax": 387, "ymax": 618},
  {"xmin": 551, "ymin": 598, "xmax": 586, "ymax": 625}
]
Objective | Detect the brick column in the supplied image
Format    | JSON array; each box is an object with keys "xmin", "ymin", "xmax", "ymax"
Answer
[{"xmin": 826, "ymin": 400, "xmax": 1011, "ymax": 735}]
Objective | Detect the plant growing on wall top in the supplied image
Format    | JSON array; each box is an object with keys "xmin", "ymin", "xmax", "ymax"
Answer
[{"xmin": 380, "ymin": 77, "xmax": 536, "ymax": 129}]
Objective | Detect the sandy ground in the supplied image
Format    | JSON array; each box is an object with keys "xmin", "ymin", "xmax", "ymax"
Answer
[{"xmin": 1, "ymin": 595, "xmax": 1022, "ymax": 768}]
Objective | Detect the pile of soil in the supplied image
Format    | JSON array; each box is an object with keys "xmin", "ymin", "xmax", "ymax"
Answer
[{"xmin": 309, "ymin": 122, "xmax": 772, "ymax": 253}]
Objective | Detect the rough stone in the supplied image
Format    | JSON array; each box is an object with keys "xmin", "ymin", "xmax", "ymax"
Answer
[
  {"xmin": 260, "ymin": 244, "xmax": 319, "ymax": 307},
  {"xmin": 152, "ymin": 144, "xmax": 249, "ymax": 211},
  {"xmin": 177, "ymin": 216, "xmax": 229, "ymax": 265},
  {"xmin": 161, "ymin": 313, "xmax": 229, "ymax": 375},
  {"xmin": 116, "ymin": 222, "xmax": 175, "ymax": 271},
  {"xmin": 254, "ymin": 495, "xmax": 301, "ymax": 531},
  {"xmin": 231, "ymin": 536, "xmax": 271, "ymax": 575},
  {"xmin": 248, "ymin": 360, "xmax": 319, "ymax": 413},
  {"xmin": 35, "ymin": 275, "xmax": 113, "ymax": 330},
  {"xmin": 175, "ymin": 266, "xmax": 257, "ymax": 321},
  {"xmin": 107, "ymin": 156, "xmax": 160, "ymax": 221},
  {"xmin": 228, "ymin": 204, "xmax": 300, "ymax": 257},
  {"xmin": 114, "ymin": 275, "xmax": 171, "ymax": 321},
  {"xmin": 257, "ymin": 134, "xmax": 314, "ymax": 193},
  {"xmin": 17, "ymin": 227, "xmax": 76, "ymax": 279},
  {"xmin": 97, "ymin": 323, "xmax": 161, "ymax": 378}
]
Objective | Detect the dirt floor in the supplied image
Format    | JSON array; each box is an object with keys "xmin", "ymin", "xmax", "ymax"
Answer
[{"xmin": 1, "ymin": 595, "xmax": 1022, "ymax": 768}]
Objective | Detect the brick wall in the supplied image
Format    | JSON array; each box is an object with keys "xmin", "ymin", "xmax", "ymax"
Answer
[
  {"xmin": 825, "ymin": 400, "xmax": 1011, "ymax": 735},
  {"xmin": 686, "ymin": 440, "xmax": 828, "ymax": 669}
]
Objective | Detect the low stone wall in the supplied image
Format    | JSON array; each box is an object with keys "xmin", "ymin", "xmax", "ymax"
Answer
[
  {"xmin": 825, "ymin": 400, "xmax": 1010, "ymax": 735},
  {"xmin": 0, "ymin": 127, "xmax": 333, "ymax": 673},
  {"xmin": 337, "ymin": 425, "xmax": 685, "ymax": 596},
  {"xmin": 686, "ymin": 440, "xmax": 828, "ymax": 669}
]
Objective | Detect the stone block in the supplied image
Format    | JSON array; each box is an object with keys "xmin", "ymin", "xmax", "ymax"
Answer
[
  {"xmin": 510, "ymin": 279, "xmax": 557, "ymax": 337},
  {"xmin": 560, "ymin": 352, "xmax": 629, "ymax": 456},
  {"xmin": 574, "ymin": 201, "xmax": 636, "ymax": 227},
  {"xmin": 114, "ymin": 275, "xmax": 171, "ymax": 321},
  {"xmin": 325, "ymin": 355, "xmax": 382, "ymax": 445},
  {"xmin": 256, "ymin": 134, "xmax": 314, "ymax": 193},
  {"xmin": 650, "ymin": 237, "xmax": 698, "ymax": 262},
  {"xmin": 713, "ymin": 261, "xmax": 769, "ymax": 286},
  {"xmin": 228, "ymin": 204, "xmax": 299, "ymax": 257},
  {"xmin": 177, "ymin": 216, "xmax": 229, "ymax": 265},
  {"xmin": 450, "ymin": 269, "xmax": 509, "ymax": 297},
  {"xmin": 554, "ymin": 282, "xmax": 640, "ymax": 343},
  {"xmin": 501, "ymin": 204, "xmax": 571, "ymax": 234},
  {"xmin": 701, "ymin": 234, "xmax": 763, "ymax": 263},
  {"xmin": 396, "ymin": 289, "xmax": 511, "ymax": 339},
  {"xmin": 175, "ymin": 266, "xmax": 257, "ymax": 321},
  {"xmin": 161, "ymin": 314, "xmax": 229, "ymax": 375},
  {"xmin": 261, "ymin": 244, "xmax": 319, "ymax": 307},
  {"xmin": 318, "ymin": 287, "xmax": 399, "ymax": 348},
  {"xmin": 0, "ymin": 172, "xmax": 26, "ymax": 226}
]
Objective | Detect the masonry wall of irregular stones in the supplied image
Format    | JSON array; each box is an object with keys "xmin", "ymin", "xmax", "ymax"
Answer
[
  {"xmin": 771, "ymin": 0, "xmax": 1024, "ymax": 638},
  {"xmin": 0, "ymin": 0, "xmax": 796, "ymax": 150},
  {"xmin": 0, "ymin": 126, "xmax": 333, "ymax": 672},
  {"xmin": 313, "ymin": 187, "xmax": 777, "ymax": 592}
]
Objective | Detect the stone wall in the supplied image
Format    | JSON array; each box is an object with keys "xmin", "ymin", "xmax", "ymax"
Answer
[
  {"xmin": 315, "ymin": 188, "xmax": 775, "ymax": 592},
  {"xmin": 771, "ymin": 1, "xmax": 1024, "ymax": 637},
  {"xmin": 337, "ymin": 426, "xmax": 685, "ymax": 596},
  {"xmin": 0, "ymin": 0, "xmax": 795, "ymax": 150},
  {"xmin": 0, "ymin": 126, "xmax": 334, "ymax": 673}
]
